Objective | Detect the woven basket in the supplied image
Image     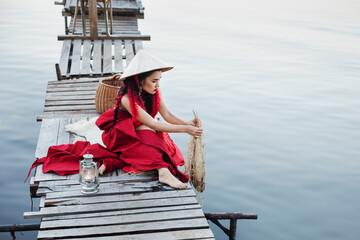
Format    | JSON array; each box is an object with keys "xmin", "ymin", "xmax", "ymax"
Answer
[{"xmin": 95, "ymin": 74, "xmax": 123, "ymax": 113}]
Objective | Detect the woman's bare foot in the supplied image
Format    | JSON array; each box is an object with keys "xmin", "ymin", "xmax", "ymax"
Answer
[
  {"xmin": 99, "ymin": 164, "xmax": 106, "ymax": 175},
  {"xmin": 158, "ymin": 168, "xmax": 187, "ymax": 189}
]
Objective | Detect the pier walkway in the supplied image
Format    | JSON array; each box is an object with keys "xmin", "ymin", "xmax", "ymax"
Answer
[
  {"xmin": 24, "ymin": 0, "xmax": 215, "ymax": 239},
  {"xmin": 24, "ymin": 117, "xmax": 213, "ymax": 239}
]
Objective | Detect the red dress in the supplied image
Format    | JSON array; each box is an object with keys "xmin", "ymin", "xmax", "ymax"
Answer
[
  {"xmin": 96, "ymin": 108, "xmax": 188, "ymax": 183},
  {"xmin": 26, "ymin": 109, "xmax": 188, "ymax": 183}
]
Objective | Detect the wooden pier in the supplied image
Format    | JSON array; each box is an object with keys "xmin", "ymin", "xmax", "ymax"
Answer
[{"xmin": 24, "ymin": 1, "xmax": 215, "ymax": 239}]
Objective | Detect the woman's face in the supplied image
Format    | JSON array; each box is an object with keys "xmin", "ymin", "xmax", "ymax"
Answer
[{"xmin": 142, "ymin": 70, "xmax": 162, "ymax": 95}]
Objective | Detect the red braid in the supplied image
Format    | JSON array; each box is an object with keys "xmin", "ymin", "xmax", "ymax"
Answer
[
  {"xmin": 113, "ymin": 73, "xmax": 160, "ymax": 127},
  {"xmin": 151, "ymin": 91, "xmax": 160, "ymax": 118},
  {"xmin": 114, "ymin": 83, "xmax": 126, "ymax": 111}
]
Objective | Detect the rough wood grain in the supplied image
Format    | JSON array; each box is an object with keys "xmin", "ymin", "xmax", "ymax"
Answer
[
  {"xmin": 43, "ymin": 189, "xmax": 195, "ymax": 207},
  {"xmin": 114, "ymin": 39, "xmax": 123, "ymax": 73},
  {"xmin": 40, "ymin": 209, "xmax": 205, "ymax": 229},
  {"xmin": 45, "ymin": 90, "xmax": 97, "ymax": 96},
  {"xmin": 103, "ymin": 39, "xmax": 113, "ymax": 74},
  {"xmin": 25, "ymin": 197, "xmax": 198, "ymax": 219},
  {"xmin": 61, "ymin": 229, "xmax": 214, "ymax": 240},
  {"xmin": 37, "ymin": 180, "xmax": 187, "ymax": 197},
  {"xmin": 80, "ymin": 40, "xmax": 92, "ymax": 75},
  {"xmin": 47, "ymin": 82, "xmax": 99, "ymax": 89},
  {"xmin": 59, "ymin": 40, "xmax": 71, "ymax": 77},
  {"xmin": 35, "ymin": 119, "xmax": 60, "ymax": 159},
  {"xmin": 37, "ymin": 218, "xmax": 209, "ymax": 239},
  {"xmin": 134, "ymin": 39, "xmax": 143, "ymax": 53},
  {"xmin": 92, "ymin": 40, "xmax": 102, "ymax": 74},
  {"xmin": 45, "ymin": 100, "xmax": 95, "ymax": 107},
  {"xmin": 124, "ymin": 39, "xmax": 134, "ymax": 66},
  {"xmin": 70, "ymin": 39, "xmax": 82, "ymax": 76},
  {"xmin": 57, "ymin": 118, "xmax": 71, "ymax": 145},
  {"xmin": 44, "ymin": 105, "xmax": 97, "ymax": 112},
  {"xmin": 42, "ymin": 205, "xmax": 201, "ymax": 221}
]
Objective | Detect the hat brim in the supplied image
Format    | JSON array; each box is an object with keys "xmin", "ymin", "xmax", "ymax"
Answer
[
  {"xmin": 119, "ymin": 50, "xmax": 174, "ymax": 81},
  {"xmin": 119, "ymin": 66, "xmax": 173, "ymax": 81}
]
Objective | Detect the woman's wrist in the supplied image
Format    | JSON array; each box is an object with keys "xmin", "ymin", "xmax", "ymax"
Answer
[{"xmin": 184, "ymin": 120, "xmax": 192, "ymax": 125}]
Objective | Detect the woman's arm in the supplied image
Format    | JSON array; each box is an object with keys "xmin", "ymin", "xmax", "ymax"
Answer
[
  {"xmin": 121, "ymin": 94, "xmax": 202, "ymax": 137},
  {"xmin": 158, "ymin": 89, "xmax": 196, "ymax": 126}
]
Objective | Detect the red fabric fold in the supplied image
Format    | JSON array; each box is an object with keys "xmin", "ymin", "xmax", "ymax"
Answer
[
  {"xmin": 96, "ymin": 109, "xmax": 188, "ymax": 183},
  {"xmin": 26, "ymin": 108, "xmax": 188, "ymax": 183},
  {"xmin": 25, "ymin": 141, "xmax": 127, "ymax": 182}
]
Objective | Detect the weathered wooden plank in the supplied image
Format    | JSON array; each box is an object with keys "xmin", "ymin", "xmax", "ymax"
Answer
[
  {"xmin": 41, "ymin": 209, "xmax": 204, "ymax": 229},
  {"xmin": 38, "ymin": 112, "xmax": 99, "ymax": 122},
  {"xmin": 45, "ymin": 100, "xmax": 95, "ymax": 107},
  {"xmin": 134, "ymin": 40, "xmax": 143, "ymax": 53},
  {"xmin": 103, "ymin": 39, "xmax": 113, "ymax": 74},
  {"xmin": 66, "ymin": 0, "xmax": 140, "ymax": 11},
  {"xmin": 59, "ymin": 40, "xmax": 71, "ymax": 77},
  {"xmin": 69, "ymin": 16, "xmax": 140, "ymax": 35},
  {"xmin": 69, "ymin": 14, "xmax": 140, "ymax": 22},
  {"xmin": 25, "ymin": 197, "xmax": 198, "ymax": 219},
  {"xmin": 29, "ymin": 177, "xmax": 37, "ymax": 197},
  {"xmin": 35, "ymin": 119, "xmax": 60, "ymax": 159},
  {"xmin": 81, "ymin": 40, "xmax": 92, "ymax": 75},
  {"xmin": 40, "ymin": 174, "xmax": 157, "ymax": 188},
  {"xmin": 43, "ymin": 189, "xmax": 195, "ymax": 207},
  {"xmin": 39, "ymin": 196, "xmax": 46, "ymax": 208},
  {"xmin": 46, "ymin": 86, "xmax": 98, "ymax": 93},
  {"xmin": 80, "ymin": 231, "xmax": 213, "ymax": 240},
  {"xmin": 47, "ymin": 82, "xmax": 99, "ymax": 89},
  {"xmin": 37, "ymin": 218, "xmax": 209, "ymax": 239},
  {"xmin": 64, "ymin": 0, "xmax": 71, "ymax": 9},
  {"xmin": 63, "ymin": 229, "xmax": 214, "ymax": 240},
  {"xmin": 37, "ymin": 180, "xmax": 183, "ymax": 197},
  {"xmin": 45, "ymin": 90, "xmax": 96, "ymax": 96},
  {"xmin": 136, "ymin": 0, "xmax": 144, "ymax": 15},
  {"xmin": 48, "ymin": 78, "xmax": 101, "ymax": 85},
  {"xmin": 111, "ymin": 0, "xmax": 139, "ymax": 10},
  {"xmin": 124, "ymin": 39, "xmax": 134, "ymax": 66},
  {"xmin": 45, "ymin": 95, "xmax": 95, "ymax": 101},
  {"xmin": 34, "ymin": 165, "xmax": 68, "ymax": 183},
  {"xmin": 34, "ymin": 165, "xmax": 51, "ymax": 184},
  {"xmin": 57, "ymin": 118, "xmax": 71, "ymax": 145},
  {"xmin": 40, "ymin": 180, "xmax": 186, "ymax": 198},
  {"xmin": 58, "ymin": 35, "xmax": 150, "ymax": 41},
  {"xmin": 92, "ymin": 40, "xmax": 102, "ymax": 74},
  {"xmin": 44, "ymin": 105, "xmax": 96, "ymax": 112},
  {"xmin": 69, "ymin": 16, "xmax": 140, "ymax": 27},
  {"xmin": 43, "ymin": 205, "xmax": 201, "ymax": 221},
  {"xmin": 114, "ymin": 39, "xmax": 123, "ymax": 73},
  {"xmin": 70, "ymin": 39, "xmax": 82, "ymax": 76}
]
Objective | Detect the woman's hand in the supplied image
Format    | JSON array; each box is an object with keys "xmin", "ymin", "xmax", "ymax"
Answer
[
  {"xmin": 186, "ymin": 118, "xmax": 202, "ymax": 127},
  {"xmin": 186, "ymin": 125, "xmax": 203, "ymax": 138}
]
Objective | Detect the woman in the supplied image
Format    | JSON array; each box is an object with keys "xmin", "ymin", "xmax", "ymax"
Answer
[{"xmin": 95, "ymin": 50, "xmax": 203, "ymax": 189}]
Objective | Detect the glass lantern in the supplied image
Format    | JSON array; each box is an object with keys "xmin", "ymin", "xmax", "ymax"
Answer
[{"xmin": 79, "ymin": 153, "xmax": 99, "ymax": 194}]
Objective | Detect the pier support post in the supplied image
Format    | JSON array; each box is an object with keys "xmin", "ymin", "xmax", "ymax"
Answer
[
  {"xmin": 88, "ymin": 0, "xmax": 98, "ymax": 38},
  {"xmin": 229, "ymin": 217, "xmax": 237, "ymax": 240}
]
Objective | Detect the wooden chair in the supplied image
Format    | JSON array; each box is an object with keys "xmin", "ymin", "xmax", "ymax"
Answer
[{"xmin": 72, "ymin": 0, "xmax": 113, "ymax": 36}]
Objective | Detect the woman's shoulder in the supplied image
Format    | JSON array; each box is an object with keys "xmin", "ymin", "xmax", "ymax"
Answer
[{"xmin": 120, "ymin": 94, "xmax": 129, "ymax": 103}]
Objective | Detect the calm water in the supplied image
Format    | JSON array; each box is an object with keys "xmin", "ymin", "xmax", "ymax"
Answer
[{"xmin": 0, "ymin": 0, "xmax": 359, "ymax": 239}]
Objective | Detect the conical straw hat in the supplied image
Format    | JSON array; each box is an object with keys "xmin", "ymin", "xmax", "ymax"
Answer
[{"xmin": 120, "ymin": 50, "xmax": 174, "ymax": 80}]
